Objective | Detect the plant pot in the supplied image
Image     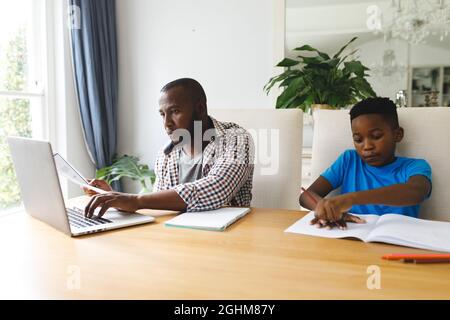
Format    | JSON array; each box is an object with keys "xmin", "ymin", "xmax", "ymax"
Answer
[
  {"xmin": 309, "ymin": 104, "xmax": 341, "ymax": 126},
  {"xmin": 311, "ymin": 104, "xmax": 334, "ymax": 111},
  {"xmin": 308, "ymin": 104, "xmax": 335, "ymax": 115}
]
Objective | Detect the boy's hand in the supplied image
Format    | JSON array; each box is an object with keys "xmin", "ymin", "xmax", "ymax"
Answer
[
  {"xmin": 310, "ymin": 194, "xmax": 366, "ymax": 229},
  {"xmin": 83, "ymin": 179, "xmax": 113, "ymax": 196},
  {"xmin": 310, "ymin": 213, "xmax": 366, "ymax": 230},
  {"xmin": 314, "ymin": 194, "xmax": 354, "ymax": 222}
]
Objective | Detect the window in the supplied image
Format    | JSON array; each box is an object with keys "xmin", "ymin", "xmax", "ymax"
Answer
[{"xmin": 0, "ymin": 0, "xmax": 46, "ymax": 213}]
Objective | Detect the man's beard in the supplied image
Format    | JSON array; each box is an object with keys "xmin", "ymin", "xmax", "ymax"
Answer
[{"xmin": 170, "ymin": 111, "xmax": 203, "ymax": 146}]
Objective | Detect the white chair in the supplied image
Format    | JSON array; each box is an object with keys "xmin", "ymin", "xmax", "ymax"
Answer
[
  {"xmin": 209, "ymin": 109, "xmax": 303, "ymax": 210},
  {"xmin": 311, "ymin": 108, "xmax": 450, "ymax": 221}
]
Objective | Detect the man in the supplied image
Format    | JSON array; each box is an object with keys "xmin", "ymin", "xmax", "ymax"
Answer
[{"xmin": 84, "ymin": 78, "xmax": 254, "ymax": 218}]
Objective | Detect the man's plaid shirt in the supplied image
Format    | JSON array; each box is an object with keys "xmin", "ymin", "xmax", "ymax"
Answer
[{"xmin": 153, "ymin": 117, "xmax": 254, "ymax": 212}]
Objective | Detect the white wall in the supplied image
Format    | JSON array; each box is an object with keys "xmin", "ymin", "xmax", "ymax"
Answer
[
  {"xmin": 410, "ymin": 45, "xmax": 450, "ymax": 66},
  {"xmin": 285, "ymin": 1, "xmax": 390, "ymax": 55},
  {"xmin": 116, "ymin": 0, "xmax": 277, "ymax": 192}
]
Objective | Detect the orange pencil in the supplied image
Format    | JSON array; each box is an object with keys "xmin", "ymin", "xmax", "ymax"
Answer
[{"xmin": 382, "ymin": 253, "xmax": 450, "ymax": 263}]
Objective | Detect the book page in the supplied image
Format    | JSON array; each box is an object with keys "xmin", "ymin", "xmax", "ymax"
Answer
[
  {"xmin": 285, "ymin": 211, "xmax": 380, "ymax": 241},
  {"xmin": 366, "ymin": 214, "xmax": 450, "ymax": 252}
]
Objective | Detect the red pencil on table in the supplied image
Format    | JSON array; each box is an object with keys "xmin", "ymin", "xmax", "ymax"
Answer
[{"xmin": 382, "ymin": 253, "xmax": 450, "ymax": 263}]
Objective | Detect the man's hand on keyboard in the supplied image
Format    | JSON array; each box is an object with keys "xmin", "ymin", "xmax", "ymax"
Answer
[{"xmin": 84, "ymin": 192, "xmax": 140, "ymax": 218}]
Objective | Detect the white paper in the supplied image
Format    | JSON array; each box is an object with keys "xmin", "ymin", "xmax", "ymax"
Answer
[
  {"xmin": 53, "ymin": 153, "xmax": 107, "ymax": 194},
  {"xmin": 285, "ymin": 211, "xmax": 380, "ymax": 241},
  {"xmin": 367, "ymin": 214, "xmax": 450, "ymax": 252},
  {"xmin": 286, "ymin": 211, "xmax": 450, "ymax": 252},
  {"xmin": 165, "ymin": 207, "xmax": 251, "ymax": 231}
]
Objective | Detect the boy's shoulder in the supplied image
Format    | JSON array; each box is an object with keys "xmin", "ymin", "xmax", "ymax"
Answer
[
  {"xmin": 337, "ymin": 149, "xmax": 359, "ymax": 162},
  {"xmin": 396, "ymin": 155, "xmax": 431, "ymax": 169},
  {"xmin": 337, "ymin": 150, "xmax": 430, "ymax": 167},
  {"xmin": 328, "ymin": 149, "xmax": 360, "ymax": 167}
]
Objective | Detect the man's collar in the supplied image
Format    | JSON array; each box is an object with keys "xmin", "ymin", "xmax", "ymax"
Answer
[{"xmin": 209, "ymin": 116, "xmax": 226, "ymax": 138}]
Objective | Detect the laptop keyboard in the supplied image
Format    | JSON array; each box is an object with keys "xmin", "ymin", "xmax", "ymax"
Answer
[{"xmin": 67, "ymin": 207, "xmax": 113, "ymax": 228}]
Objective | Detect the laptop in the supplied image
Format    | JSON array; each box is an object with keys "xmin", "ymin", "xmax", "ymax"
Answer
[{"xmin": 7, "ymin": 137, "xmax": 155, "ymax": 236}]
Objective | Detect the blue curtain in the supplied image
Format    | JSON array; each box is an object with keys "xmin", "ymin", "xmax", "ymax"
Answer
[{"xmin": 69, "ymin": 0, "xmax": 120, "ymax": 190}]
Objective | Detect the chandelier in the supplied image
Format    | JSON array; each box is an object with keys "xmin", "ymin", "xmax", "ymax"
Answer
[
  {"xmin": 379, "ymin": 0, "xmax": 450, "ymax": 45},
  {"xmin": 370, "ymin": 47, "xmax": 407, "ymax": 80}
]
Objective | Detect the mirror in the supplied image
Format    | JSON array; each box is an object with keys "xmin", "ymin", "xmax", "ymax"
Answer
[{"xmin": 286, "ymin": 0, "xmax": 450, "ymax": 147}]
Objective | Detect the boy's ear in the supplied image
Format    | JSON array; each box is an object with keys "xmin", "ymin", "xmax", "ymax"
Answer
[{"xmin": 394, "ymin": 127, "xmax": 404, "ymax": 142}]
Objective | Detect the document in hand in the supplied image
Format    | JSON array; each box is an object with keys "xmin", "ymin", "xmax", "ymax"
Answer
[
  {"xmin": 165, "ymin": 207, "xmax": 251, "ymax": 231},
  {"xmin": 53, "ymin": 153, "xmax": 106, "ymax": 194},
  {"xmin": 54, "ymin": 153, "xmax": 89, "ymax": 186},
  {"xmin": 285, "ymin": 212, "xmax": 450, "ymax": 253}
]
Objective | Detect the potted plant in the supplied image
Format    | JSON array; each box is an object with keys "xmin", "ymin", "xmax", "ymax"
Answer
[
  {"xmin": 96, "ymin": 155, "xmax": 156, "ymax": 193},
  {"xmin": 264, "ymin": 37, "xmax": 377, "ymax": 113}
]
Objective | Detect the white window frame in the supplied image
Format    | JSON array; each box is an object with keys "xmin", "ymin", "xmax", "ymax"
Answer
[
  {"xmin": 1, "ymin": 0, "xmax": 94, "ymax": 214},
  {"xmin": 0, "ymin": 0, "xmax": 48, "ymax": 140},
  {"xmin": 0, "ymin": 0, "xmax": 48, "ymax": 215}
]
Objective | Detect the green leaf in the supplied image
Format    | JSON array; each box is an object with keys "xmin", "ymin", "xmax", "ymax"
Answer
[
  {"xmin": 294, "ymin": 44, "xmax": 318, "ymax": 51},
  {"xmin": 276, "ymin": 58, "xmax": 300, "ymax": 67},
  {"xmin": 319, "ymin": 57, "xmax": 340, "ymax": 68},
  {"xmin": 333, "ymin": 36, "xmax": 358, "ymax": 59},
  {"xmin": 95, "ymin": 155, "xmax": 156, "ymax": 192},
  {"xmin": 338, "ymin": 49, "xmax": 358, "ymax": 65},
  {"xmin": 294, "ymin": 45, "xmax": 330, "ymax": 60},
  {"xmin": 266, "ymin": 37, "xmax": 376, "ymax": 110},
  {"xmin": 275, "ymin": 77, "xmax": 304, "ymax": 108},
  {"xmin": 344, "ymin": 61, "xmax": 369, "ymax": 77},
  {"xmin": 351, "ymin": 77, "xmax": 377, "ymax": 98},
  {"xmin": 299, "ymin": 55, "xmax": 326, "ymax": 65},
  {"xmin": 288, "ymin": 95, "xmax": 309, "ymax": 110},
  {"xmin": 263, "ymin": 70, "xmax": 300, "ymax": 93},
  {"xmin": 278, "ymin": 73, "xmax": 305, "ymax": 87}
]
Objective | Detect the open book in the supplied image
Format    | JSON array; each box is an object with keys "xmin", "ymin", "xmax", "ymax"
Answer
[
  {"xmin": 165, "ymin": 207, "xmax": 250, "ymax": 231},
  {"xmin": 285, "ymin": 212, "xmax": 450, "ymax": 253}
]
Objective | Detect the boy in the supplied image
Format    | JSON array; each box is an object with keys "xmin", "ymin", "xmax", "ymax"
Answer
[{"xmin": 299, "ymin": 97, "xmax": 432, "ymax": 230}]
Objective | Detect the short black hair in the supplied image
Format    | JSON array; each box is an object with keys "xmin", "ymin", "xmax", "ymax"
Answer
[
  {"xmin": 161, "ymin": 78, "xmax": 207, "ymax": 105},
  {"xmin": 350, "ymin": 97, "xmax": 399, "ymax": 128}
]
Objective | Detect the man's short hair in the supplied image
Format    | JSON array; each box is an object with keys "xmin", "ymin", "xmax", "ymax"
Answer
[
  {"xmin": 350, "ymin": 97, "xmax": 399, "ymax": 128},
  {"xmin": 161, "ymin": 78, "xmax": 207, "ymax": 105}
]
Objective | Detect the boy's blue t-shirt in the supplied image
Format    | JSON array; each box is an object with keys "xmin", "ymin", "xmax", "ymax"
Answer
[{"xmin": 321, "ymin": 149, "xmax": 432, "ymax": 218}]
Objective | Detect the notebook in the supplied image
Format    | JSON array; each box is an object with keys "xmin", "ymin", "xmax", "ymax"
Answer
[
  {"xmin": 165, "ymin": 207, "xmax": 251, "ymax": 231},
  {"xmin": 285, "ymin": 211, "xmax": 450, "ymax": 253}
]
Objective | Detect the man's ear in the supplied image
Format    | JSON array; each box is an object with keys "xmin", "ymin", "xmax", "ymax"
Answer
[
  {"xmin": 395, "ymin": 127, "xmax": 404, "ymax": 142},
  {"xmin": 194, "ymin": 99, "xmax": 207, "ymax": 119}
]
